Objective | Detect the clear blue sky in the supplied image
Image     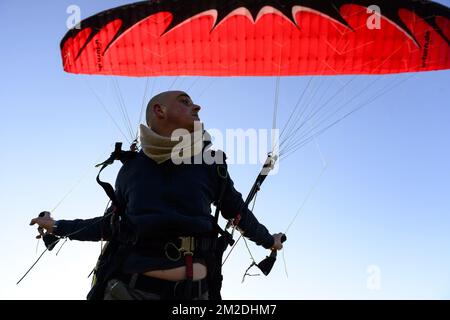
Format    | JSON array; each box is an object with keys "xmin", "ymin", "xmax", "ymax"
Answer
[{"xmin": 1, "ymin": 1, "xmax": 449, "ymax": 299}]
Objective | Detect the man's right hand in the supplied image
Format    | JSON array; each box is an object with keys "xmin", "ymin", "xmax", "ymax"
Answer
[{"xmin": 29, "ymin": 211, "xmax": 56, "ymax": 238}]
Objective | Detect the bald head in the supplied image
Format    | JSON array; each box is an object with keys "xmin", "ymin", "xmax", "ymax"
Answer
[
  {"xmin": 146, "ymin": 91, "xmax": 182, "ymax": 126},
  {"xmin": 145, "ymin": 90, "xmax": 201, "ymax": 136}
]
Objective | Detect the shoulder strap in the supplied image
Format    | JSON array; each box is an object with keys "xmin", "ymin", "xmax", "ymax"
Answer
[
  {"xmin": 95, "ymin": 142, "xmax": 137, "ymax": 235},
  {"xmin": 213, "ymin": 163, "xmax": 228, "ymax": 223},
  {"xmin": 95, "ymin": 142, "xmax": 137, "ymax": 206},
  {"xmin": 211, "ymin": 150, "xmax": 234, "ymax": 245}
]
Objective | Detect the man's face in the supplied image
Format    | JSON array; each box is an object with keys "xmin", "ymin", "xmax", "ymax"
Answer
[{"xmin": 164, "ymin": 91, "xmax": 201, "ymax": 132}]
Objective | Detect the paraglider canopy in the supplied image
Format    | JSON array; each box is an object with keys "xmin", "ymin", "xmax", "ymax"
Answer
[{"xmin": 61, "ymin": 0, "xmax": 450, "ymax": 77}]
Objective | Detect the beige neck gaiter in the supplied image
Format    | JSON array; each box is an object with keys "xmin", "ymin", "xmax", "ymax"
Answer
[{"xmin": 139, "ymin": 124, "xmax": 206, "ymax": 164}]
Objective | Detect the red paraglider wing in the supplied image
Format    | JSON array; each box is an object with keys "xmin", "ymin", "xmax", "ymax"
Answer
[{"xmin": 60, "ymin": 0, "xmax": 450, "ymax": 76}]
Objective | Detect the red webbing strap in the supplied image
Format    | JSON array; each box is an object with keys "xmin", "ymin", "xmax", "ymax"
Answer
[{"xmin": 185, "ymin": 254, "xmax": 194, "ymax": 280}]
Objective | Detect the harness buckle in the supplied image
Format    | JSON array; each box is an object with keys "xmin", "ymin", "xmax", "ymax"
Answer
[{"xmin": 179, "ymin": 236, "xmax": 195, "ymax": 255}]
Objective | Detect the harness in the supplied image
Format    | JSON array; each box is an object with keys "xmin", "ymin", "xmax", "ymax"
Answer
[{"xmin": 88, "ymin": 143, "xmax": 234, "ymax": 300}]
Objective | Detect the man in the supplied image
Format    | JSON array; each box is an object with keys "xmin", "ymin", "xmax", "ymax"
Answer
[{"xmin": 30, "ymin": 91, "xmax": 284, "ymax": 300}]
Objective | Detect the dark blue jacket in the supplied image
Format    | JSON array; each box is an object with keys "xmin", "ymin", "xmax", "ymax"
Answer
[{"xmin": 54, "ymin": 150, "xmax": 274, "ymax": 273}]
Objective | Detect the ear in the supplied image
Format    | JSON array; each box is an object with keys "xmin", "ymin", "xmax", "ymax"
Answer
[{"xmin": 153, "ymin": 104, "xmax": 166, "ymax": 119}]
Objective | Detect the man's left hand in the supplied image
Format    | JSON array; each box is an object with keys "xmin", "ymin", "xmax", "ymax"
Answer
[{"xmin": 271, "ymin": 233, "xmax": 284, "ymax": 250}]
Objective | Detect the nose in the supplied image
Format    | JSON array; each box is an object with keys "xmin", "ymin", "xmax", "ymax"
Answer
[{"xmin": 193, "ymin": 104, "xmax": 201, "ymax": 112}]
